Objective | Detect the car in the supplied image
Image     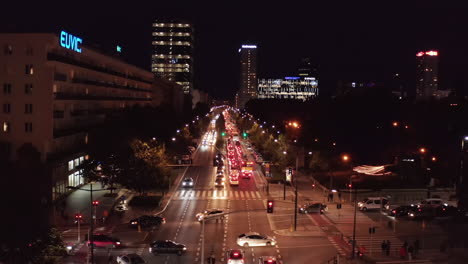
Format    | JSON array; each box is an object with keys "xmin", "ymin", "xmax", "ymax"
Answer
[
  {"xmin": 227, "ymin": 249, "xmax": 245, "ymax": 264},
  {"xmin": 241, "ymin": 171, "xmax": 252, "ymax": 179},
  {"xmin": 88, "ymin": 234, "xmax": 122, "ymax": 248},
  {"xmin": 116, "ymin": 253, "xmax": 146, "ymax": 264},
  {"xmin": 298, "ymin": 203, "xmax": 327, "ymax": 214},
  {"xmin": 188, "ymin": 146, "xmax": 196, "ymax": 153},
  {"xmin": 196, "ymin": 209, "xmax": 225, "ymax": 222},
  {"xmin": 216, "ymin": 175, "xmax": 225, "ymax": 182},
  {"xmin": 258, "ymin": 256, "xmax": 278, "ymax": 264},
  {"xmin": 129, "ymin": 215, "xmax": 165, "ymax": 228},
  {"xmin": 388, "ymin": 205, "xmax": 415, "ymax": 217},
  {"xmin": 182, "ymin": 177, "xmax": 194, "ymax": 187},
  {"xmin": 408, "ymin": 207, "xmax": 434, "ymax": 220},
  {"xmin": 149, "ymin": 240, "xmax": 187, "ymax": 256},
  {"xmin": 236, "ymin": 232, "xmax": 276, "ymax": 247},
  {"xmin": 214, "ymin": 178, "xmax": 224, "ymax": 188},
  {"xmin": 417, "ymin": 198, "xmax": 444, "ymax": 209}
]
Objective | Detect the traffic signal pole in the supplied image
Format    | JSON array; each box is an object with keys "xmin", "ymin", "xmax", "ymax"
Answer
[{"xmin": 89, "ymin": 183, "xmax": 94, "ymax": 264}]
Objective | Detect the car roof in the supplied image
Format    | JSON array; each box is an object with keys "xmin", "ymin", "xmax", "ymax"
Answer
[{"xmin": 243, "ymin": 232, "xmax": 260, "ymax": 236}]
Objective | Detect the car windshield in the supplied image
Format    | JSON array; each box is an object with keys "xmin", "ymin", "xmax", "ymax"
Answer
[
  {"xmin": 184, "ymin": 178, "xmax": 192, "ymax": 181},
  {"xmin": 362, "ymin": 198, "xmax": 369, "ymax": 203}
]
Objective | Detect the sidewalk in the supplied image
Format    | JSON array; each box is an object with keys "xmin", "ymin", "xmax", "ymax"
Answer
[{"xmin": 262, "ymin": 171, "xmax": 455, "ymax": 263}]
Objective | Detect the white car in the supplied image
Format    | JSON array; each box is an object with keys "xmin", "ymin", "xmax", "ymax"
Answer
[
  {"xmin": 237, "ymin": 232, "xmax": 276, "ymax": 247},
  {"xmin": 116, "ymin": 253, "xmax": 146, "ymax": 264},
  {"xmin": 227, "ymin": 249, "xmax": 245, "ymax": 264},
  {"xmin": 214, "ymin": 178, "xmax": 224, "ymax": 188},
  {"xmin": 182, "ymin": 177, "xmax": 194, "ymax": 187},
  {"xmin": 196, "ymin": 209, "xmax": 225, "ymax": 222}
]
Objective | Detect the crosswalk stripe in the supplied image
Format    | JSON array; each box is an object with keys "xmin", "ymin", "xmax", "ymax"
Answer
[
  {"xmin": 255, "ymin": 191, "xmax": 261, "ymax": 198},
  {"xmin": 196, "ymin": 191, "xmax": 201, "ymax": 198},
  {"xmin": 234, "ymin": 191, "xmax": 238, "ymax": 198},
  {"xmin": 202, "ymin": 190, "xmax": 206, "ymax": 197},
  {"xmin": 250, "ymin": 191, "xmax": 256, "ymax": 199},
  {"xmin": 240, "ymin": 192, "xmax": 245, "ymax": 198}
]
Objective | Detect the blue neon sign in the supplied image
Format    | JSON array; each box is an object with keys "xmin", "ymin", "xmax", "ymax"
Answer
[
  {"xmin": 285, "ymin": 77, "xmax": 300, "ymax": 80},
  {"xmin": 60, "ymin": 31, "xmax": 82, "ymax": 53}
]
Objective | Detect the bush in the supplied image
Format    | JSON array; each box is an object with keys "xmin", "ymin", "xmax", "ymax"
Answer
[{"xmin": 128, "ymin": 195, "xmax": 162, "ymax": 207}]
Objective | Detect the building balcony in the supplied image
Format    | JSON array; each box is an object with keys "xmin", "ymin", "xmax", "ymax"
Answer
[
  {"xmin": 47, "ymin": 51, "xmax": 153, "ymax": 84},
  {"xmin": 53, "ymin": 92, "xmax": 152, "ymax": 101},
  {"xmin": 71, "ymin": 77, "xmax": 152, "ymax": 93}
]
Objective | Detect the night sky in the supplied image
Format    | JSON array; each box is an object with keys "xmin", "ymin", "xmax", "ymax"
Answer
[{"xmin": 3, "ymin": 1, "xmax": 468, "ymax": 99}]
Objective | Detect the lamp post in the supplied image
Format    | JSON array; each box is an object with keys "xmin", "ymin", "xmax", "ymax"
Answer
[
  {"xmin": 67, "ymin": 183, "xmax": 114, "ymax": 264},
  {"xmin": 460, "ymin": 136, "xmax": 468, "ymax": 188}
]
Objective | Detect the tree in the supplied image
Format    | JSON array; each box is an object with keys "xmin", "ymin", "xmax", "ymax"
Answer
[{"xmin": 115, "ymin": 139, "xmax": 171, "ymax": 195}]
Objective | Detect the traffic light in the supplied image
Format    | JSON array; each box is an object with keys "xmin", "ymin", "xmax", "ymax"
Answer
[
  {"xmin": 267, "ymin": 200, "xmax": 274, "ymax": 213},
  {"xmin": 242, "ymin": 132, "xmax": 248, "ymax": 138},
  {"xmin": 348, "ymin": 183, "xmax": 352, "ymax": 188},
  {"xmin": 92, "ymin": 200, "xmax": 99, "ymax": 206},
  {"xmin": 312, "ymin": 183, "xmax": 316, "ymax": 188},
  {"xmin": 221, "ymin": 132, "xmax": 226, "ymax": 137}
]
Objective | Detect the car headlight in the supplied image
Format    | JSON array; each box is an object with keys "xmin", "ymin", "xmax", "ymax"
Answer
[
  {"xmin": 182, "ymin": 182, "xmax": 186, "ymax": 186},
  {"xmin": 131, "ymin": 221, "xmax": 137, "ymax": 225},
  {"xmin": 116, "ymin": 242, "xmax": 121, "ymax": 245},
  {"xmin": 183, "ymin": 247, "xmax": 187, "ymax": 250},
  {"xmin": 409, "ymin": 213, "xmax": 414, "ymax": 217},
  {"xmin": 149, "ymin": 248, "xmax": 152, "ymax": 252}
]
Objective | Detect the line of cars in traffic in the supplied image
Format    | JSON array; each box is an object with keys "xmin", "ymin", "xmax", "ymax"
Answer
[{"xmin": 357, "ymin": 196, "xmax": 466, "ymax": 221}]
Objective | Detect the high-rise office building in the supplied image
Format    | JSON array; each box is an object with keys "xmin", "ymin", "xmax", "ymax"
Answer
[
  {"xmin": 257, "ymin": 77, "xmax": 319, "ymax": 101},
  {"xmin": 152, "ymin": 21, "xmax": 194, "ymax": 94},
  {"xmin": 238, "ymin": 45, "xmax": 258, "ymax": 108},
  {"xmin": 416, "ymin": 50, "xmax": 448, "ymax": 99},
  {"xmin": 297, "ymin": 57, "xmax": 318, "ymax": 77}
]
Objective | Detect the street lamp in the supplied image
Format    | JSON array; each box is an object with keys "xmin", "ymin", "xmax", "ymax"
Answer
[{"xmin": 67, "ymin": 184, "xmax": 115, "ymax": 264}]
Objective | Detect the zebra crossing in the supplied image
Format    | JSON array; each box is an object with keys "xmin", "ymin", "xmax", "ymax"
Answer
[
  {"xmin": 173, "ymin": 190, "xmax": 263, "ymax": 200},
  {"xmin": 354, "ymin": 235, "xmax": 402, "ymax": 256}
]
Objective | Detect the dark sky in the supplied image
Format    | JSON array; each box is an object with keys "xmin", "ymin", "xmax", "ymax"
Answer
[{"xmin": 3, "ymin": 1, "xmax": 468, "ymax": 98}]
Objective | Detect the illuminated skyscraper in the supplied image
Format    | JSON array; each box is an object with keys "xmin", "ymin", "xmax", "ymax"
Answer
[
  {"xmin": 416, "ymin": 50, "xmax": 444, "ymax": 99},
  {"xmin": 238, "ymin": 44, "xmax": 257, "ymax": 108},
  {"xmin": 152, "ymin": 21, "xmax": 194, "ymax": 94}
]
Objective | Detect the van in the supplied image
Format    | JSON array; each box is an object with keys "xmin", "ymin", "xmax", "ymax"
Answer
[{"xmin": 358, "ymin": 197, "xmax": 388, "ymax": 211}]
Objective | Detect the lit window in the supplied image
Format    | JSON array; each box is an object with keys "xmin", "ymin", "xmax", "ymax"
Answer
[
  {"xmin": 2, "ymin": 122, "xmax": 10, "ymax": 133},
  {"xmin": 4, "ymin": 45, "xmax": 12, "ymax": 55},
  {"xmin": 68, "ymin": 160, "xmax": 74, "ymax": 171},
  {"xmin": 25, "ymin": 64, "xmax": 34, "ymax": 75}
]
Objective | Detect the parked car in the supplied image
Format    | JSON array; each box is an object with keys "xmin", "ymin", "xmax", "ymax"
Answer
[
  {"xmin": 226, "ymin": 249, "xmax": 245, "ymax": 264},
  {"xmin": 88, "ymin": 234, "xmax": 122, "ymax": 248},
  {"xmin": 298, "ymin": 203, "xmax": 327, "ymax": 214},
  {"xmin": 129, "ymin": 215, "xmax": 165, "ymax": 228},
  {"xmin": 149, "ymin": 240, "xmax": 186, "ymax": 256},
  {"xmin": 116, "ymin": 253, "xmax": 146, "ymax": 264},
  {"xmin": 416, "ymin": 198, "xmax": 444, "ymax": 209},
  {"xmin": 196, "ymin": 209, "xmax": 225, "ymax": 222},
  {"xmin": 237, "ymin": 232, "xmax": 276, "ymax": 247},
  {"xmin": 182, "ymin": 177, "xmax": 194, "ymax": 188}
]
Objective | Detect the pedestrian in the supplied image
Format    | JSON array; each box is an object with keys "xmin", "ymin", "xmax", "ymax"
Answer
[
  {"xmin": 414, "ymin": 239, "xmax": 420, "ymax": 255},
  {"xmin": 386, "ymin": 240, "xmax": 391, "ymax": 256},
  {"xmin": 399, "ymin": 246, "xmax": 407, "ymax": 259},
  {"xmin": 408, "ymin": 245, "xmax": 414, "ymax": 260},
  {"xmin": 338, "ymin": 191, "xmax": 342, "ymax": 202},
  {"xmin": 381, "ymin": 240, "xmax": 387, "ymax": 255}
]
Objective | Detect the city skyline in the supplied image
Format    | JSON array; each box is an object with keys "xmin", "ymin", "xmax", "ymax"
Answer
[{"xmin": 3, "ymin": 2, "xmax": 468, "ymax": 99}]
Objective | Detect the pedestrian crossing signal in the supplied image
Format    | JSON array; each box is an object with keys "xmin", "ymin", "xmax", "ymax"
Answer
[{"xmin": 267, "ymin": 200, "xmax": 274, "ymax": 213}]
